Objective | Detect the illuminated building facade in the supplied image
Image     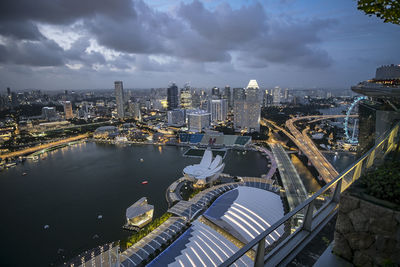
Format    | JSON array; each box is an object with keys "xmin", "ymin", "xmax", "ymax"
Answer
[
  {"xmin": 64, "ymin": 101, "xmax": 73, "ymax": 119},
  {"xmin": 114, "ymin": 81, "xmax": 125, "ymax": 118}
]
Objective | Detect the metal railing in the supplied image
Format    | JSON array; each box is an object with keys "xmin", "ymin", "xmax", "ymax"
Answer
[{"xmin": 221, "ymin": 122, "xmax": 400, "ymax": 267}]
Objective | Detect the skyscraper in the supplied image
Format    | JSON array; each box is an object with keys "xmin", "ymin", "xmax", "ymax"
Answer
[
  {"xmin": 114, "ymin": 81, "xmax": 125, "ymax": 118},
  {"xmin": 64, "ymin": 101, "xmax": 73, "ymax": 119},
  {"xmin": 273, "ymin": 86, "xmax": 281, "ymax": 105},
  {"xmin": 211, "ymin": 87, "xmax": 221, "ymax": 99},
  {"xmin": 232, "ymin": 87, "xmax": 245, "ymax": 107},
  {"xmin": 187, "ymin": 110, "xmax": 211, "ymax": 132},
  {"xmin": 180, "ymin": 84, "xmax": 192, "ymax": 109},
  {"xmin": 234, "ymin": 80, "xmax": 260, "ymax": 132},
  {"xmin": 223, "ymin": 86, "xmax": 231, "ymax": 109},
  {"xmin": 167, "ymin": 83, "xmax": 179, "ymax": 110},
  {"xmin": 211, "ymin": 99, "xmax": 227, "ymax": 123}
]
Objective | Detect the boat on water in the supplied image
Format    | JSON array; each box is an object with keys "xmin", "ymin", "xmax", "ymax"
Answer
[
  {"xmin": 5, "ymin": 162, "xmax": 16, "ymax": 168},
  {"xmin": 22, "ymin": 172, "xmax": 27, "ymax": 176},
  {"xmin": 141, "ymin": 181, "xmax": 148, "ymax": 185}
]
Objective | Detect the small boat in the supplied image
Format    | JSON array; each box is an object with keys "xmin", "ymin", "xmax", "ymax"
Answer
[
  {"xmin": 22, "ymin": 172, "xmax": 27, "ymax": 176},
  {"xmin": 141, "ymin": 181, "xmax": 148, "ymax": 185},
  {"xmin": 140, "ymin": 158, "xmax": 144, "ymax": 162}
]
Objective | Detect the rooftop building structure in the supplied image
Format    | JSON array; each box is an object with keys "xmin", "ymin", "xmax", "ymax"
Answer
[
  {"xmin": 93, "ymin": 126, "xmax": 119, "ymax": 139},
  {"xmin": 167, "ymin": 109, "xmax": 185, "ymax": 127},
  {"xmin": 149, "ymin": 186, "xmax": 285, "ymax": 266},
  {"xmin": 41, "ymin": 106, "xmax": 57, "ymax": 121},
  {"xmin": 126, "ymin": 197, "xmax": 154, "ymax": 228}
]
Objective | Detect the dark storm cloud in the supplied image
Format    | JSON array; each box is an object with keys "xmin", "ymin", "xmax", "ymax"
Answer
[
  {"xmin": 0, "ymin": 0, "xmax": 334, "ymax": 70},
  {"xmin": 0, "ymin": 0, "xmax": 135, "ymax": 25},
  {"xmin": 0, "ymin": 20, "xmax": 44, "ymax": 40},
  {"xmin": 0, "ymin": 39, "xmax": 65, "ymax": 66}
]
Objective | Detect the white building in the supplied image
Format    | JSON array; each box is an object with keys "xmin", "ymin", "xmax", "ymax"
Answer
[
  {"xmin": 183, "ymin": 148, "xmax": 225, "ymax": 187},
  {"xmin": 211, "ymin": 99, "xmax": 227, "ymax": 123},
  {"xmin": 167, "ymin": 109, "xmax": 185, "ymax": 126},
  {"xmin": 114, "ymin": 81, "xmax": 125, "ymax": 118},
  {"xmin": 187, "ymin": 110, "xmax": 211, "ymax": 133}
]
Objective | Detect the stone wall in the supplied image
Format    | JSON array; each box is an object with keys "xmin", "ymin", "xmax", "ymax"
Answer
[{"xmin": 333, "ymin": 191, "xmax": 400, "ymax": 266}]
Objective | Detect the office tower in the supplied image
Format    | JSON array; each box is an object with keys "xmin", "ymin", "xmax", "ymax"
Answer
[
  {"xmin": 187, "ymin": 110, "xmax": 211, "ymax": 132},
  {"xmin": 234, "ymin": 80, "xmax": 260, "ymax": 132},
  {"xmin": 42, "ymin": 107, "xmax": 57, "ymax": 121},
  {"xmin": 180, "ymin": 84, "xmax": 192, "ymax": 109},
  {"xmin": 128, "ymin": 101, "xmax": 142, "ymax": 121},
  {"xmin": 232, "ymin": 87, "xmax": 245, "ymax": 107},
  {"xmin": 263, "ymin": 90, "xmax": 273, "ymax": 107},
  {"xmin": 211, "ymin": 99, "xmax": 227, "ymax": 123},
  {"xmin": 284, "ymin": 88, "xmax": 289, "ymax": 100},
  {"xmin": 167, "ymin": 83, "xmax": 179, "ymax": 110},
  {"xmin": 223, "ymin": 86, "xmax": 231, "ymax": 108},
  {"xmin": 64, "ymin": 101, "xmax": 73, "ymax": 119},
  {"xmin": 114, "ymin": 81, "xmax": 125, "ymax": 118},
  {"xmin": 191, "ymin": 91, "xmax": 201, "ymax": 109},
  {"xmin": 273, "ymin": 86, "xmax": 281, "ymax": 105},
  {"xmin": 167, "ymin": 109, "xmax": 185, "ymax": 126},
  {"xmin": 211, "ymin": 87, "xmax": 221, "ymax": 99}
]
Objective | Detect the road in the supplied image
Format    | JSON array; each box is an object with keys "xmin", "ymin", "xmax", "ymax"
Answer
[
  {"xmin": 262, "ymin": 115, "xmax": 357, "ymax": 184},
  {"xmin": 0, "ymin": 134, "xmax": 88, "ymax": 160},
  {"xmin": 270, "ymin": 143, "xmax": 308, "ymax": 211}
]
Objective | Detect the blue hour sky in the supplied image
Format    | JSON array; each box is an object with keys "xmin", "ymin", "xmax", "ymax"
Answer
[{"xmin": 0, "ymin": 0, "xmax": 399, "ymax": 91}]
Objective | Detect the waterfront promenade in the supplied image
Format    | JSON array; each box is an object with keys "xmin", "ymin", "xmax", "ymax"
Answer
[{"xmin": 0, "ymin": 133, "xmax": 88, "ymax": 160}]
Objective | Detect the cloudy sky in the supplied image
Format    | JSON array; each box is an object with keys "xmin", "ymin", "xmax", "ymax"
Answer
[{"xmin": 0, "ymin": 0, "xmax": 399, "ymax": 91}]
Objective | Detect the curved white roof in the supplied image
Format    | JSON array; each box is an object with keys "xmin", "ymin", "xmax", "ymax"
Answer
[
  {"xmin": 183, "ymin": 149, "xmax": 224, "ymax": 182},
  {"xmin": 204, "ymin": 187, "xmax": 285, "ymax": 245}
]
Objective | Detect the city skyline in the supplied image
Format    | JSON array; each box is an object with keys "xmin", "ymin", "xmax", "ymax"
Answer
[{"xmin": 0, "ymin": 0, "xmax": 399, "ymax": 91}]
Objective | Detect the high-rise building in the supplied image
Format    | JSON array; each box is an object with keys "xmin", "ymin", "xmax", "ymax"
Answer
[
  {"xmin": 42, "ymin": 107, "xmax": 57, "ymax": 121},
  {"xmin": 64, "ymin": 101, "xmax": 73, "ymax": 119},
  {"xmin": 284, "ymin": 88, "xmax": 289, "ymax": 100},
  {"xmin": 232, "ymin": 87, "xmax": 245, "ymax": 107},
  {"xmin": 114, "ymin": 81, "xmax": 125, "ymax": 118},
  {"xmin": 167, "ymin": 109, "xmax": 185, "ymax": 126},
  {"xmin": 211, "ymin": 99, "xmax": 227, "ymax": 123},
  {"xmin": 223, "ymin": 86, "xmax": 231, "ymax": 108},
  {"xmin": 180, "ymin": 84, "xmax": 192, "ymax": 109},
  {"xmin": 273, "ymin": 86, "xmax": 281, "ymax": 105},
  {"xmin": 211, "ymin": 87, "xmax": 220, "ymax": 99},
  {"xmin": 167, "ymin": 83, "xmax": 179, "ymax": 110},
  {"xmin": 191, "ymin": 91, "xmax": 201, "ymax": 109},
  {"xmin": 187, "ymin": 110, "xmax": 211, "ymax": 132},
  {"xmin": 234, "ymin": 80, "xmax": 260, "ymax": 132}
]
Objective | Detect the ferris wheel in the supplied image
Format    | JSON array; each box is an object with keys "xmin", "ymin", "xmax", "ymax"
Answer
[{"xmin": 344, "ymin": 96, "xmax": 367, "ymax": 144}]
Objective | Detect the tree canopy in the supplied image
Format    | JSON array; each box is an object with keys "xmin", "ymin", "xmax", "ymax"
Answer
[{"xmin": 357, "ymin": 0, "xmax": 400, "ymax": 25}]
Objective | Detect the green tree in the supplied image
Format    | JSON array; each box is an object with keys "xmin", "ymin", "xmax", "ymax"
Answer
[{"xmin": 357, "ymin": 0, "xmax": 400, "ymax": 25}]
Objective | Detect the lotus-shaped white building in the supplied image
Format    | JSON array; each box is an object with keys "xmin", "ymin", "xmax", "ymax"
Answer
[{"xmin": 183, "ymin": 148, "xmax": 225, "ymax": 187}]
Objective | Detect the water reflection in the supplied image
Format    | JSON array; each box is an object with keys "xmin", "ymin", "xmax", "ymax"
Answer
[{"xmin": 290, "ymin": 154, "xmax": 321, "ymax": 193}]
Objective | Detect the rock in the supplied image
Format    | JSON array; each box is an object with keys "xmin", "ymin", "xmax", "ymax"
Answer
[
  {"xmin": 347, "ymin": 232, "xmax": 374, "ymax": 250},
  {"xmin": 369, "ymin": 216, "xmax": 397, "ymax": 235},
  {"xmin": 360, "ymin": 200, "xmax": 393, "ymax": 219},
  {"xmin": 333, "ymin": 231, "xmax": 353, "ymax": 261},
  {"xmin": 375, "ymin": 236, "xmax": 397, "ymax": 253},
  {"xmin": 353, "ymin": 251, "xmax": 373, "ymax": 267},
  {"xmin": 340, "ymin": 194, "xmax": 359, "ymax": 214},
  {"xmin": 348, "ymin": 208, "xmax": 368, "ymax": 232},
  {"xmin": 336, "ymin": 212, "xmax": 354, "ymax": 234}
]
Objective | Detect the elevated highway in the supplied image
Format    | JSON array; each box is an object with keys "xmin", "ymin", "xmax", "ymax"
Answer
[{"xmin": 262, "ymin": 115, "xmax": 357, "ymax": 184}]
